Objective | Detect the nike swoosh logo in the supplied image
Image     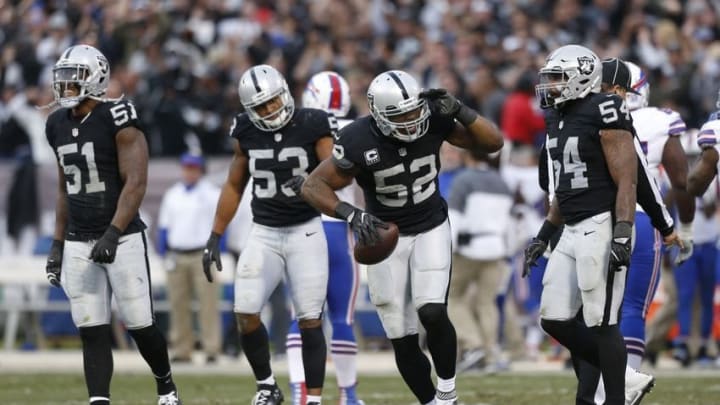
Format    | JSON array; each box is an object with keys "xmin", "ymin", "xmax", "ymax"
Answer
[
  {"xmin": 584, "ymin": 231, "xmax": 595, "ymax": 236},
  {"xmin": 305, "ymin": 232, "xmax": 317, "ymax": 237}
]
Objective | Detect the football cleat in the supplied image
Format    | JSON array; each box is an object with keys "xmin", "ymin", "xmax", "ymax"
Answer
[
  {"xmin": 435, "ymin": 389, "xmax": 458, "ymax": 405},
  {"xmin": 624, "ymin": 368, "xmax": 655, "ymax": 405},
  {"xmin": 157, "ymin": 390, "xmax": 181, "ymax": 405},
  {"xmin": 252, "ymin": 384, "xmax": 284, "ymax": 405}
]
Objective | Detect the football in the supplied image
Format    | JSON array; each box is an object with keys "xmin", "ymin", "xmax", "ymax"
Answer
[{"xmin": 354, "ymin": 222, "xmax": 400, "ymax": 265}]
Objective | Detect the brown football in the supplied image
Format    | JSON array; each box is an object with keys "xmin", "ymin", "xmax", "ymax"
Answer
[{"xmin": 354, "ymin": 222, "xmax": 399, "ymax": 265}]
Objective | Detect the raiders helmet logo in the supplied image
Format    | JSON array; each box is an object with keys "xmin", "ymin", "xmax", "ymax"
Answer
[{"xmin": 577, "ymin": 56, "xmax": 594, "ymax": 75}]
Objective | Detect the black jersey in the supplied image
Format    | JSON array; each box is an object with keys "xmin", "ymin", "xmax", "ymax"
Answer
[
  {"xmin": 45, "ymin": 100, "xmax": 146, "ymax": 241},
  {"xmin": 544, "ymin": 93, "xmax": 634, "ymax": 224},
  {"xmin": 231, "ymin": 108, "xmax": 334, "ymax": 227},
  {"xmin": 332, "ymin": 115, "xmax": 456, "ymax": 235}
]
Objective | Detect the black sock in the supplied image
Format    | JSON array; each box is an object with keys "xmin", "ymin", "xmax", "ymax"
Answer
[
  {"xmin": 592, "ymin": 325, "xmax": 626, "ymax": 404},
  {"xmin": 241, "ymin": 322, "xmax": 272, "ymax": 381},
  {"xmin": 391, "ymin": 334, "xmax": 435, "ymax": 404},
  {"xmin": 300, "ymin": 325, "xmax": 326, "ymax": 389},
  {"xmin": 128, "ymin": 324, "xmax": 175, "ymax": 395},
  {"xmin": 79, "ymin": 325, "xmax": 113, "ymax": 402},
  {"xmin": 573, "ymin": 356, "xmax": 601, "ymax": 405},
  {"xmin": 418, "ymin": 303, "xmax": 457, "ymax": 379},
  {"xmin": 541, "ymin": 318, "xmax": 600, "ymax": 366}
]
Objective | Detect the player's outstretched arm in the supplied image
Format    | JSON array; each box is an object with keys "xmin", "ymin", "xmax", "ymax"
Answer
[
  {"xmin": 601, "ymin": 129, "xmax": 637, "ymax": 223},
  {"xmin": 601, "ymin": 128, "xmax": 637, "ymax": 269},
  {"xmin": 301, "ymin": 159, "xmax": 355, "ymax": 217},
  {"xmin": 113, "ymin": 126, "xmax": 149, "ymax": 231},
  {"xmin": 419, "ymin": 88, "xmax": 503, "ymax": 153},
  {"xmin": 662, "ymin": 136, "xmax": 695, "ymax": 224},
  {"xmin": 687, "ymin": 147, "xmax": 719, "ymax": 196},
  {"xmin": 211, "ymin": 140, "xmax": 250, "ymax": 235}
]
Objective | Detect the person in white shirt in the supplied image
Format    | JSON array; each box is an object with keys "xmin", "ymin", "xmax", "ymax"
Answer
[{"xmin": 157, "ymin": 152, "xmax": 222, "ymax": 364}]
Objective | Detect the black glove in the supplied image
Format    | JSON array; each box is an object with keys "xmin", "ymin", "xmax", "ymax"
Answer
[
  {"xmin": 202, "ymin": 232, "xmax": 223, "ymax": 282},
  {"xmin": 419, "ymin": 88, "xmax": 478, "ymax": 126},
  {"xmin": 609, "ymin": 221, "xmax": 633, "ymax": 271},
  {"xmin": 523, "ymin": 220, "xmax": 559, "ymax": 278},
  {"xmin": 46, "ymin": 239, "xmax": 64, "ymax": 288},
  {"xmin": 89, "ymin": 225, "xmax": 122, "ymax": 263},
  {"xmin": 523, "ymin": 238, "xmax": 547, "ymax": 278},
  {"xmin": 335, "ymin": 201, "xmax": 388, "ymax": 246},
  {"xmin": 283, "ymin": 175, "xmax": 305, "ymax": 196}
]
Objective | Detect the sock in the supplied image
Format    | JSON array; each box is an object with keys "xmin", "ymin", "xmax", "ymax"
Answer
[
  {"xmin": 128, "ymin": 325, "xmax": 175, "ymax": 395},
  {"xmin": 287, "ymin": 332, "xmax": 305, "ymax": 383},
  {"xmin": 436, "ymin": 376, "xmax": 455, "ymax": 393},
  {"xmin": 339, "ymin": 384, "xmax": 358, "ymax": 404},
  {"xmin": 332, "ymin": 339, "xmax": 358, "ymax": 388},
  {"xmin": 541, "ymin": 319, "xmax": 600, "ymax": 367},
  {"xmin": 593, "ymin": 325, "xmax": 626, "ymax": 404},
  {"xmin": 627, "ymin": 353, "xmax": 643, "ymax": 370},
  {"xmin": 391, "ymin": 334, "xmax": 435, "ymax": 404},
  {"xmin": 306, "ymin": 394, "xmax": 321, "ymax": 404},
  {"xmin": 300, "ymin": 325, "xmax": 327, "ymax": 390},
  {"xmin": 80, "ymin": 325, "xmax": 113, "ymax": 401},
  {"xmin": 290, "ymin": 381, "xmax": 307, "ymax": 405},
  {"xmin": 418, "ymin": 304, "xmax": 457, "ymax": 379},
  {"xmin": 241, "ymin": 323, "xmax": 272, "ymax": 381},
  {"xmin": 258, "ymin": 375, "xmax": 276, "ymax": 386}
]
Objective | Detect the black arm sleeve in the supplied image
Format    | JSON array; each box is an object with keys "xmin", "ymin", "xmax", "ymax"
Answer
[{"xmin": 636, "ymin": 154, "xmax": 674, "ymax": 236}]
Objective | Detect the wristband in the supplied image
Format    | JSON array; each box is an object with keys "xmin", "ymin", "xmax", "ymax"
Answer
[
  {"xmin": 455, "ymin": 104, "xmax": 478, "ymax": 127},
  {"xmin": 334, "ymin": 201, "xmax": 357, "ymax": 222},
  {"xmin": 536, "ymin": 220, "xmax": 560, "ymax": 243}
]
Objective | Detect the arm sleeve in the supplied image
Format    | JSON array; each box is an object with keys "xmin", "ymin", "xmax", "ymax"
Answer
[
  {"xmin": 108, "ymin": 100, "xmax": 143, "ymax": 133},
  {"xmin": 330, "ymin": 126, "xmax": 358, "ymax": 170},
  {"xmin": 634, "ymin": 139, "xmax": 675, "ymax": 236}
]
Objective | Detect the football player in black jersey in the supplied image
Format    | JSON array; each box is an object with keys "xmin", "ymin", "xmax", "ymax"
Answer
[
  {"xmin": 202, "ymin": 64, "xmax": 334, "ymax": 405},
  {"xmin": 43, "ymin": 45, "xmax": 180, "ymax": 405},
  {"xmin": 522, "ymin": 45, "xmax": 640, "ymax": 405},
  {"xmin": 298, "ymin": 70, "xmax": 503, "ymax": 405}
]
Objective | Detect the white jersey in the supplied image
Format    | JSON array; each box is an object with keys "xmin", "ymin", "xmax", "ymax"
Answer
[
  {"xmin": 631, "ymin": 107, "xmax": 686, "ymax": 183},
  {"xmin": 699, "ymin": 116, "xmax": 720, "ymax": 174},
  {"xmin": 323, "ymin": 117, "xmax": 357, "ymax": 222}
]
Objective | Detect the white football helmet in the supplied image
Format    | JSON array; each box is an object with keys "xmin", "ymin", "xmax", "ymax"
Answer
[
  {"xmin": 367, "ymin": 70, "xmax": 430, "ymax": 142},
  {"xmin": 302, "ymin": 71, "xmax": 351, "ymax": 118},
  {"xmin": 52, "ymin": 44, "xmax": 111, "ymax": 108},
  {"xmin": 535, "ymin": 44, "xmax": 601, "ymax": 109},
  {"xmin": 625, "ymin": 61, "xmax": 649, "ymax": 111},
  {"xmin": 238, "ymin": 64, "xmax": 294, "ymax": 131}
]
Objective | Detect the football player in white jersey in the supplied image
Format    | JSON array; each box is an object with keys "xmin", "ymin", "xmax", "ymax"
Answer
[
  {"xmin": 284, "ymin": 71, "xmax": 364, "ymax": 405},
  {"xmin": 688, "ymin": 88, "xmax": 720, "ymax": 194}
]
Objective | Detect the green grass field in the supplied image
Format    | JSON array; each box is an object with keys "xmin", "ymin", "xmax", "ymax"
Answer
[{"xmin": 1, "ymin": 372, "xmax": 719, "ymax": 405}]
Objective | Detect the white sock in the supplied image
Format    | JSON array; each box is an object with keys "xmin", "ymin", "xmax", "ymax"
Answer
[
  {"xmin": 436, "ymin": 376, "xmax": 455, "ymax": 393},
  {"xmin": 306, "ymin": 394, "xmax": 321, "ymax": 404},
  {"xmin": 424, "ymin": 400, "xmax": 436, "ymax": 405},
  {"xmin": 287, "ymin": 333, "xmax": 305, "ymax": 383},
  {"xmin": 627, "ymin": 353, "xmax": 642, "ymax": 370},
  {"xmin": 594, "ymin": 376, "xmax": 605, "ymax": 405},
  {"xmin": 331, "ymin": 340, "xmax": 358, "ymax": 388},
  {"xmin": 258, "ymin": 375, "xmax": 276, "ymax": 386}
]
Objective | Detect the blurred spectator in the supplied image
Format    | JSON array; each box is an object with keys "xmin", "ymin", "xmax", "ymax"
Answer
[
  {"xmin": 447, "ymin": 149, "xmax": 514, "ymax": 373},
  {"xmin": 157, "ymin": 153, "xmax": 222, "ymax": 364},
  {"xmin": 500, "ymin": 70, "xmax": 545, "ymax": 147}
]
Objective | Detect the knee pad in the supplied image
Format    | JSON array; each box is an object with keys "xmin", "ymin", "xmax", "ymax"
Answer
[
  {"xmin": 418, "ymin": 303, "xmax": 448, "ymax": 329},
  {"xmin": 390, "ymin": 334, "xmax": 421, "ymax": 358},
  {"xmin": 128, "ymin": 324, "xmax": 160, "ymax": 343},
  {"xmin": 79, "ymin": 324, "xmax": 112, "ymax": 343}
]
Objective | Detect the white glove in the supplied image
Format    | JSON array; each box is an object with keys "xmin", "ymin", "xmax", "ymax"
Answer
[{"xmin": 676, "ymin": 222, "xmax": 694, "ymax": 265}]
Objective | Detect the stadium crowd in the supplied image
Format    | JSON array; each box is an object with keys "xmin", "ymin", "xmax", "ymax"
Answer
[
  {"xmin": 2, "ymin": 0, "xmax": 720, "ymax": 375},
  {"xmin": 1, "ymin": 0, "xmax": 720, "ymax": 158}
]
